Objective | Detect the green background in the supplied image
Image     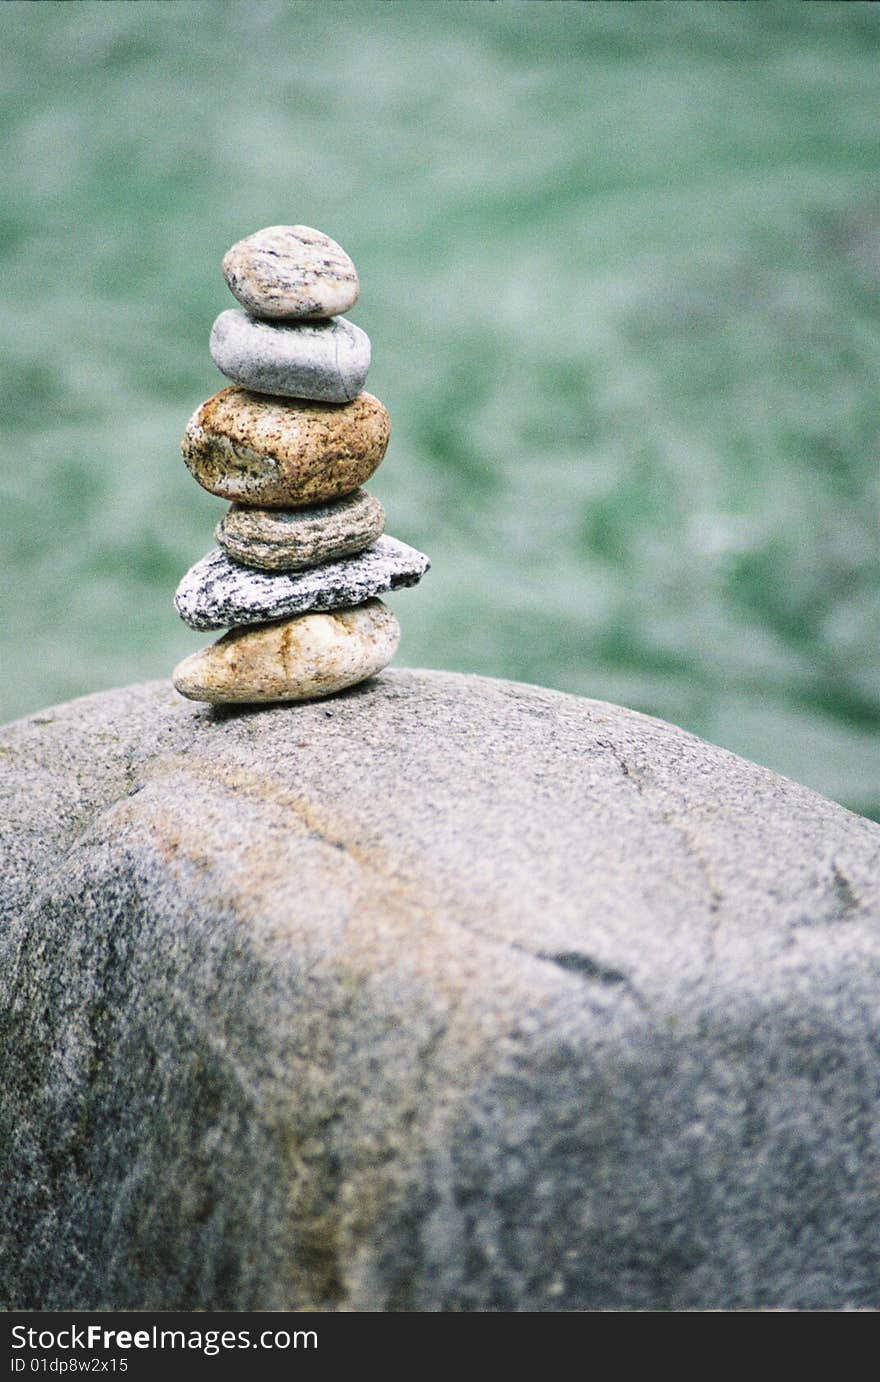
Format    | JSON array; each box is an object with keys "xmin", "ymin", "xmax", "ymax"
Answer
[{"xmin": 1, "ymin": 1, "xmax": 879, "ymax": 818}]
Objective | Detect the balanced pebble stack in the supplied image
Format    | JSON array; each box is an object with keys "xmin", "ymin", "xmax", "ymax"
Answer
[{"xmin": 172, "ymin": 226, "xmax": 429, "ymax": 704}]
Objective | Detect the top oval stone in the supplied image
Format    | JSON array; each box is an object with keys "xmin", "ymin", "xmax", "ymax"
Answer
[{"xmin": 222, "ymin": 225, "xmax": 360, "ymax": 320}]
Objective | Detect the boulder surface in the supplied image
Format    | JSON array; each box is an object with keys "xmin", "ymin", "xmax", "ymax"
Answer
[{"xmin": 1, "ymin": 669, "xmax": 879, "ymax": 1311}]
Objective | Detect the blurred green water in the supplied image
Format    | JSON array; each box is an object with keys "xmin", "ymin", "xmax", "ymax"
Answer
[{"xmin": 1, "ymin": 0, "xmax": 878, "ymax": 817}]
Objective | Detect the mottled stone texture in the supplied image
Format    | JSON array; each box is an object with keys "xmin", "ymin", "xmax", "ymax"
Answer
[
  {"xmin": 1, "ymin": 671, "xmax": 880, "ymax": 1311},
  {"xmin": 174, "ymin": 536, "xmax": 429, "ymax": 631},
  {"xmin": 222, "ymin": 224, "xmax": 359, "ymax": 319},
  {"xmin": 210, "ymin": 311, "xmax": 370, "ymax": 403},
  {"xmin": 216, "ymin": 491, "xmax": 385, "ymax": 572},
  {"xmin": 173, "ymin": 601, "xmax": 399, "ymax": 704},
  {"xmin": 181, "ymin": 387, "xmax": 390, "ymax": 507}
]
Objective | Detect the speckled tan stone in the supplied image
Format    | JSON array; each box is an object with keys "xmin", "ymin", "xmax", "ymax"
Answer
[
  {"xmin": 222, "ymin": 225, "xmax": 360, "ymax": 320},
  {"xmin": 172, "ymin": 599, "xmax": 399, "ymax": 704},
  {"xmin": 181, "ymin": 387, "xmax": 390, "ymax": 507},
  {"xmin": 215, "ymin": 490, "xmax": 386, "ymax": 572}
]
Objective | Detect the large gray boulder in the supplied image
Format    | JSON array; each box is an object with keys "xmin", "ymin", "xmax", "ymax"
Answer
[{"xmin": 1, "ymin": 669, "xmax": 879, "ymax": 1311}]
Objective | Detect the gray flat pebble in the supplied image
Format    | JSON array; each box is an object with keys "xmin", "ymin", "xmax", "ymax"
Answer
[
  {"xmin": 210, "ymin": 311, "xmax": 370, "ymax": 402},
  {"xmin": 174, "ymin": 534, "xmax": 430, "ymax": 631},
  {"xmin": 216, "ymin": 490, "xmax": 386, "ymax": 571},
  {"xmin": 222, "ymin": 224, "xmax": 359, "ymax": 319}
]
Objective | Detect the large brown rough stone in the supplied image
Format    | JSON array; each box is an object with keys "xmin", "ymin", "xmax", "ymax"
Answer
[
  {"xmin": 1, "ymin": 670, "xmax": 879, "ymax": 1311},
  {"xmin": 181, "ymin": 387, "xmax": 390, "ymax": 507}
]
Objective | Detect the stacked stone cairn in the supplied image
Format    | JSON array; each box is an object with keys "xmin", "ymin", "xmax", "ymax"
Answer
[{"xmin": 172, "ymin": 225, "xmax": 429, "ymax": 705}]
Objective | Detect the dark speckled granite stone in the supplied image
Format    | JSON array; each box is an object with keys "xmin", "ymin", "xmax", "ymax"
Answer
[{"xmin": 174, "ymin": 534, "xmax": 430, "ymax": 631}]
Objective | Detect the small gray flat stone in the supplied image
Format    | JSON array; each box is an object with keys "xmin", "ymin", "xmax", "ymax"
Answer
[
  {"xmin": 215, "ymin": 490, "xmax": 386, "ymax": 572},
  {"xmin": 174, "ymin": 534, "xmax": 430, "ymax": 631},
  {"xmin": 210, "ymin": 311, "xmax": 371, "ymax": 403},
  {"xmin": 222, "ymin": 224, "xmax": 359, "ymax": 319}
]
